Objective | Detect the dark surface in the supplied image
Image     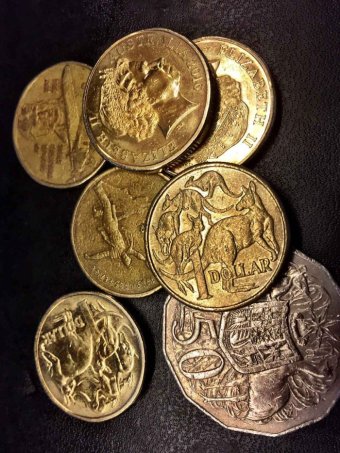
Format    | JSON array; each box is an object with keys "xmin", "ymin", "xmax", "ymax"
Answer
[{"xmin": 1, "ymin": 0, "xmax": 340, "ymax": 452}]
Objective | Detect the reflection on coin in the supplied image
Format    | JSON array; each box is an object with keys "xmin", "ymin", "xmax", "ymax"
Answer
[
  {"xmin": 13, "ymin": 62, "xmax": 104, "ymax": 188},
  {"xmin": 146, "ymin": 163, "xmax": 288, "ymax": 310},
  {"xmin": 72, "ymin": 168, "xmax": 168, "ymax": 297},
  {"xmin": 164, "ymin": 250, "xmax": 340, "ymax": 436},
  {"xmin": 168, "ymin": 37, "xmax": 275, "ymax": 174},
  {"xmin": 34, "ymin": 292, "xmax": 145, "ymax": 422},
  {"xmin": 83, "ymin": 28, "xmax": 211, "ymax": 171}
]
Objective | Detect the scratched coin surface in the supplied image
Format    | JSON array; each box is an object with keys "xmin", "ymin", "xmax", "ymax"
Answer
[
  {"xmin": 13, "ymin": 62, "xmax": 104, "ymax": 188},
  {"xmin": 168, "ymin": 37, "xmax": 274, "ymax": 174},
  {"xmin": 83, "ymin": 28, "xmax": 211, "ymax": 171},
  {"xmin": 34, "ymin": 292, "xmax": 145, "ymax": 421},
  {"xmin": 72, "ymin": 168, "xmax": 168, "ymax": 297},
  {"xmin": 164, "ymin": 250, "xmax": 340, "ymax": 435},
  {"xmin": 146, "ymin": 163, "xmax": 288, "ymax": 310}
]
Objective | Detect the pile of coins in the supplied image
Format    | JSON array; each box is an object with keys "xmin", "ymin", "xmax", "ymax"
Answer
[{"xmin": 13, "ymin": 29, "xmax": 340, "ymax": 434}]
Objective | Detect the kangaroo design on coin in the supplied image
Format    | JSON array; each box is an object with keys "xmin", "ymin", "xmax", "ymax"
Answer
[
  {"xmin": 84, "ymin": 181, "xmax": 146, "ymax": 267},
  {"xmin": 13, "ymin": 62, "xmax": 104, "ymax": 188},
  {"xmin": 84, "ymin": 29, "xmax": 211, "ymax": 171},
  {"xmin": 164, "ymin": 251, "xmax": 340, "ymax": 435},
  {"xmin": 169, "ymin": 37, "xmax": 275, "ymax": 173},
  {"xmin": 146, "ymin": 163, "xmax": 288, "ymax": 310},
  {"xmin": 35, "ymin": 292, "xmax": 145, "ymax": 422},
  {"xmin": 72, "ymin": 169, "xmax": 168, "ymax": 297}
]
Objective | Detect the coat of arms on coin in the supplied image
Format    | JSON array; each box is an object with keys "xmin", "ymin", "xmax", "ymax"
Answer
[
  {"xmin": 83, "ymin": 29, "xmax": 211, "ymax": 171},
  {"xmin": 72, "ymin": 169, "xmax": 168, "ymax": 297},
  {"xmin": 13, "ymin": 62, "xmax": 104, "ymax": 188},
  {"xmin": 163, "ymin": 251, "xmax": 340, "ymax": 435},
  {"xmin": 34, "ymin": 292, "xmax": 145, "ymax": 421},
  {"xmin": 168, "ymin": 37, "xmax": 275, "ymax": 174},
  {"xmin": 146, "ymin": 163, "xmax": 288, "ymax": 310}
]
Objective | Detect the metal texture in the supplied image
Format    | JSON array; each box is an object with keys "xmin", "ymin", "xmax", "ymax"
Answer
[
  {"xmin": 164, "ymin": 250, "xmax": 340, "ymax": 435},
  {"xmin": 72, "ymin": 168, "xmax": 168, "ymax": 297},
  {"xmin": 146, "ymin": 162, "xmax": 288, "ymax": 310},
  {"xmin": 168, "ymin": 37, "xmax": 275, "ymax": 174},
  {"xmin": 83, "ymin": 28, "xmax": 211, "ymax": 171},
  {"xmin": 34, "ymin": 292, "xmax": 145, "ymax": 422},
  {"xmin": 13, "ymin": 62, "xmax": 104, "ymax": 188}
]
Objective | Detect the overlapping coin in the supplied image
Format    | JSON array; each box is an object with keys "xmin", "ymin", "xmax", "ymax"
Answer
[
  {"xmin": 168, "ymin": 37, "xmax": 275, "ymax": 174},
  {"xmin": 146, "ymin": 162, "xmax": 288, "ymax": 310},
  {"xmin": 164, "ymin": 250, "xmax": 340, "ymax": 435},
  {"xmin": 83, "ymin": 28, "xmax": 211, "ymax": 171},
  {"xmin": 34, "ymin": 292, "xmax": 145, "ymax": 421},
  {"xmin": 72, "ymin": 168, "xmax": 168, "ymax": 297},
  {"xmin": 13, "ymin": 62, "xmax": 104, "ymax": 188}
]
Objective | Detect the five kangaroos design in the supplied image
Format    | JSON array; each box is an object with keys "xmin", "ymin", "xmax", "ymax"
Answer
[
  {"xmin": 85, "ymin": 182, "xmax": 146, "ymax": 267},
  {"xmin": 160, "ymin": 179, "xmax": 280, "ymax": 294}
]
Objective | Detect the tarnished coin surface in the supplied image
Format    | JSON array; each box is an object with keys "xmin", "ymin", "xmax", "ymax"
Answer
[
  {"xmin": 72, "ymin": 168, "xmax": 168, "ymax": 297},
  {"xmin": 168, "ymin": 37, "xmax": 274, "ymax": 174},
  {"xmin": 34, "ymin": 292, "xmax": 145, "ymax": 422},
  {"xmin": 146, "ymin": 163, "xmax": 288, "ymax": 310},
  {"xmin": 83, "ymin": 28, "xmax": 211, "ymax": 171},
  {"xmin": 164, "ymin": 250, "xmax": 340, "ymax": 435},
  {"xmin": 13, "ymin": 62, "xmax": 104, "ymax": 188}
]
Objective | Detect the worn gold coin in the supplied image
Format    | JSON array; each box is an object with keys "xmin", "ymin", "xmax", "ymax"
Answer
[
  {"xmin": 168, "ymin": 37, "xmax": 275, "ymax": 174},
  {"xmin": 146, "ymin": 163, "xmax": 288, "ymax": 310},
  {"xmin": 13, "ymin": 62, "xmax": 104, "ymax": 188},
  {"xmin": 72, "ymin": 168, "xmax": 168, "ymax": 297},
  {"xmin": 83, "ymin": 28, "xmax": 211, "ymax": 171},
  {"xmin": 34, "ymin": 291, "xmax": 145, "ymax": 422}
]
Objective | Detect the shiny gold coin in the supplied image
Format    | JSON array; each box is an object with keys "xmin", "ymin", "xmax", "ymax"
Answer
[
  {"xmin": 83, "ymin": 28, "xmax": 211, "ymax": 171},
  {"xmin": 13, "ymin": 62, "xmax": 105, "ymax": 188},
  {"xmin": 168, "ymin": 37, "xmax": 275, "ymax": 174},
  {"xmin": 34, "ymin": 291, "xmax": 145, "ymax": 422},
  {"xmin": 146, "ymin": 163, "xmax": 288, "ymax": 310},
  {"xmin": 72, "ymin": 168, "xmax": 168, "ymax": 297}
]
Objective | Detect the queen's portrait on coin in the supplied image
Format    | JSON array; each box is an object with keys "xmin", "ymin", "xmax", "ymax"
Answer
[{"xmin": 99, "ymin": 57, "xmax": 197, "ymax": 142}]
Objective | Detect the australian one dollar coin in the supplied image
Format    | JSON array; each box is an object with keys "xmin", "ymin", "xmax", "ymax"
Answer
[
  {"xmin": 34, "ymin": 292, "xmax": 145, "ymax": 421},
  {"xmin": 146, "ymin": 163, "xmax": 288, "ymax": 310},
  {"xmin": 72, "ymin": 168, "xmax": 168, "ymax": 297},
  {"xmin": 168, "ymin": 37, "xmax": 274, "ymax": 174},
  {"xmin": 83, "ymin": 28, "xmax": 211, "ymax": 171},
  {"xmin": 164, "ymin": 250, "xmax": 340, "ymax": 435},
  {"xmin": 13, "ymin": 62, "xmax": 104, "ymax": 188}
]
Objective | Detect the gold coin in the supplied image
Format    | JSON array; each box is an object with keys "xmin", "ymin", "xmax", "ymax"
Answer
[
  {"xmin": 168, "ymin": 37, "xmax": 275, "ymax": 174},
  {"xmin": 13, "ymin": 62, "xmax": 105, "ymax": 188},
  {"xmin": 146, "ymin": 163, "xmax": 288, "ymax": 310},
  {"xmin": 34, "ymin": 291, "xmax": 145, "ymax": 422},
  {"xmin": 83, "ymin": 28, "xmax": 211, "ymax": 171},
  {"xmin": 71, "ymin": 168, "xmax": 168, "ymax": 297}
]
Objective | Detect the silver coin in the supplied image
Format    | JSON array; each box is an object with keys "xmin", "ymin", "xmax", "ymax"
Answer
[{"xmin": 163, "ymin": 250, "xmax": 340, "ymax": 436}]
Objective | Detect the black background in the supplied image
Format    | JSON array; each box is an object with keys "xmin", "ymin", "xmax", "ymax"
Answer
[{"xmin": 1, "ymin": 1, "xmax": 340, "ymax": 452}]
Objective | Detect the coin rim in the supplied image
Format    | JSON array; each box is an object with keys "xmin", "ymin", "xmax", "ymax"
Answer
[
  {"xmin": 163, "ymin": 250, "xmax": 340, "ymax": 435},
  {"xmin": 167, "ymin": 36, "xmax": 276, "ymax": 174},
  {"xmin": 12, "ymin": 61, "xmax": 105, "ymax": 189},
  {"xmin": 34, "ymin": 291, "xmax": 146, "ymax": 422},
  {"xmin": 146, "ymin": 161, "xmax": 289, "ymax": 311},
  {"xmin": 71, "ymin": 167, "xmax": 169, "ymax": 297},
  {"xmin": 83, "ymin": 28, "xmax": 211, "ymax": 171}
]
